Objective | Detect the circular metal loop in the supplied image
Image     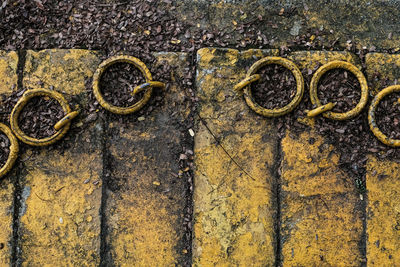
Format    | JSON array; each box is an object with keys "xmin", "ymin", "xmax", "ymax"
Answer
[
  {"xmin": 0, "ymin": 123, "xmax": 19, "ymax": 179},
  {"xmin": 368, "ymin": 85, "xmax": 400, "ymax": 147},
  {"xmin": 10, "ymin": 89, "xmax": 73, "ymax": 146},
  {"xmin": 309, "ymin": 60, "xmax": 368, "ymax": 120},
  {"xmin": 235, "ymin": 56, "xmax": 304, "ymax": 117},
  {"xmin": 93, "ymin": 55, "xmax": 165, "ymax": 115}
]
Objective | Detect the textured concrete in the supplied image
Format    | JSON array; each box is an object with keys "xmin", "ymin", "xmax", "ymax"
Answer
[{"xmin": 193, "ymin": 48, "xmax": 279, "ymax": 266}]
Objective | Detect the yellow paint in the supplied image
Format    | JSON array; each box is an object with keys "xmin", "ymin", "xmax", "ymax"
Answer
[
  {"xmin": 0, "ymin": 179, "xmax": 14, "ymax": 266},
  {"xmin": 105, "ymin": 53, "xmax": 189, "ymax": 266},
  {"xmin": 197, "ymin": 48, "xmax": 217, "ymax": 69},
  {"xmin": 21, "ymin": 151, "xmax": 102, "ymax": 266},
  {"xmin": 197, "ymin": 48, "xmax": 239, "ymax": 68},
  {"xmin": 3, "ymin": 45, "xmax": 399, "ymax": 266},
  {"xmin": 280, "ymin": 51, "xmax": 364, "ymax": 266},
  {"xmin": 365, "ymin": 53, "xmax": 400, "ymax": 265},
  {"xmin": 0, "ymin": 50, "xmax": 18, "ymax": 266},
  {"xmin": 241, "ymin": 49, "xmax": 267, "ymax": 60},
  {"xmin": 24, "ymin": 49, "xmax": 100, "ymax": 95},
  {"xmin": 20, "ymin": 49, "xmax": 102, "ymax": 266},
  {"xmin": 366, "ymin": 156, "xmax": 400, "ymax": 265},
  {"xmin": 281, "ymin": 130, "xmax": 363, "ymax": 266},
  {"xmin": 106, "ymin": 175, "xmax": 180, "ymax": 266},
  {"xmin": 288, "ymin": 50, "xmax": 359, "ymax": 70},
  {"xmin": 0, "ymin": 50, "xmax": 18, "ymax": 95},
  {"xmin": 194, "ymin": 48, "xmax": 279, "ymax": 266}
]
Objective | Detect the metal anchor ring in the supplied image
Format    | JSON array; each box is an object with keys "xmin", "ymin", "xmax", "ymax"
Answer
[
  {"xmin": 0, "ymin": 123, "xmax": 19, "ymax": 179},
  {"xmin": 308, "ymin": 61, "xmax": 368, "ymax": 120},
  {"xmin": 234, "ymin": 56, "xmax": 304, "ymax": 117},
  {"xmin": 92, "ymin": 55, "xmax": 166, "ymax": 115},
  {"xmin": 10, "ymin": 88, "xmax": 78, "ymax": 146},
  {"xmin": 368, "ymin": 85, "xmax": 400, "ymax": 147}
]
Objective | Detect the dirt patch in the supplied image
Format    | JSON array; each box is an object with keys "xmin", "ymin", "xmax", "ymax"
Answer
[
  {"xmin": 18, "ymin": 96, "xmax": 64, "ymax": 139},
  {"xmin": 317, "ymin": 69, "xmax": 361, "ymax": 113},
  {"xmin": 99, "ymin": 62, "xmax": 146, "ymax": 108},
  {"xmin": 251, "ymin": 64, "xmax": 296, "ymax": 109}
]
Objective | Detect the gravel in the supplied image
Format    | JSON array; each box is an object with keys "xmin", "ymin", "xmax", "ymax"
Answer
[
  {"xmin": 317, "ymin": 69, "xmax": 361, "ymax": 113},
  {"xmin": 18, "ymin": 96, "xmax": 64, "ymax": 139},
  {"xmin": 251, "ymin": 64, "xmax": 296, "ymax": 109},
  {"xmin": 99, "ymin": 62, "xmax": 146, "ymax": 107}
]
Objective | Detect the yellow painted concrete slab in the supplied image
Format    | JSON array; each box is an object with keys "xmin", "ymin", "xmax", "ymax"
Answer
[
  {"xmin": 103, "ymin": 52, "xmax": 190, "ymax": 266},
  {"xmin": 193, "ymin": 48, "xmax": 279, "ymax": 266},
  {"xmin": 287, "ymin": 50, "xmax": 361, "ymax": 71},
  {"xmin": 0, "ymin": 50, "xmax": 18, "ymax": 95},
  {"xmin": 280, "ymin": 51, "xmax": 364, "ymax": 266},
  {"xmin": 19, "ymin": 49, "xmax": 103, "ymax": 266},
  {"xmin": 24, "ymin": 49, "xmax": 99, "ymax": 95},
  {"xmin": 281, "ymin": 131, "xmax": 364, "ymax": 266},
  {"xmin": 366, "ymin": 157, "xmax": 400, "ymax": 265},
  {"xmin": 365, "ymin": 53, "xmax": 400, "ymax": 265},
  {"xmin": 0, "ymin": 50, "xmax": 18, "ymax": 266},
  {"xmin": 0, "ymin": 174, "xmax": 14, "ymax": 266}
]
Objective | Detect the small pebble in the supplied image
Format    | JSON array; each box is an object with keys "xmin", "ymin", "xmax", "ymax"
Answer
[{"xmin": 188, "ymin": 129, "xmax": 194, "ymax": 136}]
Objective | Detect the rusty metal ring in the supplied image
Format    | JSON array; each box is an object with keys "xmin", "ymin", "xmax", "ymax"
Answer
[
  {"xmin": 368, "ymin": 85, "xmax": 400, "ymax": 147},
  {"xmin": 10, "ymin": 89, "xmax": 74, "ymax": 146},
  {"xmin": 0, "ymin": 123, "xmax": 19, "ymax": 179},
  {"xmin": 234, "ymin": 56, "xmax": 304, "ymax": 117},
  {"xmin": 92, "ymin": 55, "xmax": 165, "ymax": 115},
  {"xmin": 308, "ymin": 60, "xmax": 368, "ymax": 120}
]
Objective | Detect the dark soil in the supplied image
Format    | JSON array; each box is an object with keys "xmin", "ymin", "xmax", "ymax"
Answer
[
  {"xmin": 18, "ymin": 96, "xmax": 64, "ymax": 139},
  {"xmin": 317, "ymin": 69, "xmax": 361, "ymax": 113},
  {"xmin": 0, "ymin": 133, "xmax": 10, "ymax": 168},
  {"xmin": 99, "ymin": 62, "xmax": 146, "ymax": 108},
  {"xmin": 375, "ymin": 92, "xmax": 400, "ymax": 140},
  {"xmin": 251, "ymin": 64, "xmax": 296, "ymax": 109}
]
